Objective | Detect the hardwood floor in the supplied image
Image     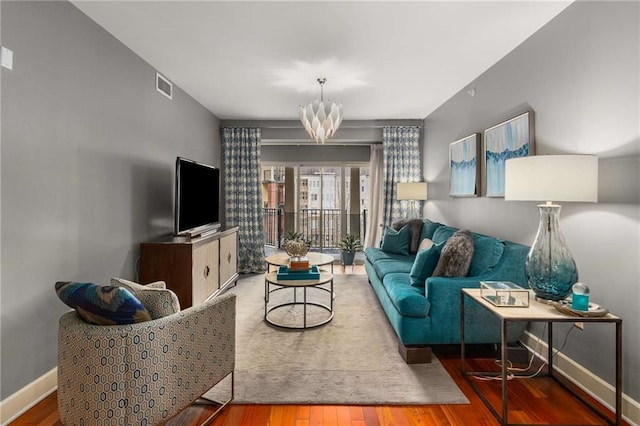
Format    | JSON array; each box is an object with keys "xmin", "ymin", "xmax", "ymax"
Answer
[{"xmin": 11, "ymin": 264, "xmax": 626, "ymax": 425}]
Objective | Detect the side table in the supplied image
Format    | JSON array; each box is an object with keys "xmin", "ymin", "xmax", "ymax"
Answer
[{"xmin": 460, "ymin": 288, "xmax": 622, "ymax": 426}]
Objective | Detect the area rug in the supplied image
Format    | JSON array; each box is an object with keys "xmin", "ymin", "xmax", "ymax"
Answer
[{"xmin": 205, "ymin": 273, "xmax": 468, "ymax": 405}]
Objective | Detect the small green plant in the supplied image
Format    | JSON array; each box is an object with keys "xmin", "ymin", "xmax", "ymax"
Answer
[
  {"xmin": 338, "ymin": 234, "xmax": 364, "ymax": 254},
  {"xmin": 283, "ymin": 230, "xmax": 311, "ymax": 249},
  {"xmin": 285, "ymin": 230, "xmax": 305, "ymax": 242}
]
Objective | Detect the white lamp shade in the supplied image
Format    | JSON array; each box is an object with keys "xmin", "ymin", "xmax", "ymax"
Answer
[
  {"xmin": 505, "ymin": 155, "xmax": 598, "ymax": 203},
  {"xmin": 396, "ymin": 182, "xmax": 428, "ymax": 200}
]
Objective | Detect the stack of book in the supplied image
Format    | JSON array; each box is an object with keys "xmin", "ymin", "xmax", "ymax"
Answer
[{"xmin": 288, "ymin": 257, "xmax": 310, "ymax": 271}]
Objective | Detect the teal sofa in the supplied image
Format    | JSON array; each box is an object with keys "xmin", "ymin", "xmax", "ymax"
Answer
[{"xmin": 365, "ymin": 219, "xmax": 529, "ymax": 362}]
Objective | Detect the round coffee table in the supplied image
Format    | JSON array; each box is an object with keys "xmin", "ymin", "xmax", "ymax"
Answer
[
  {"xmin": 264, "ymin": 270, "xmax": 334, "ymax": 329},
  {"xmin": 265, "ymin": 252, "xmax": 335, "ymax": 273}
]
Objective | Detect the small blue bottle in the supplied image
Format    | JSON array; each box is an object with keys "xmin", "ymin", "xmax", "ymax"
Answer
[{"xmin": 571, "ymin": 282, "xmax": 590, "ymax": 311}]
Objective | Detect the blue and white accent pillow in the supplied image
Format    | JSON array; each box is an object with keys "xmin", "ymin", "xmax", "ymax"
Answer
[
  {"xmin": 110, "ymin": 277, "xmax": 180, "ymax": 319},
  {"xmin": 55, "ymin": 281, "xmax": 152, "ymax": 325}
]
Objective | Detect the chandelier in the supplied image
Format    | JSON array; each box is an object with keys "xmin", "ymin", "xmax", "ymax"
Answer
[{"xmin": 299, "ymin": 78, "xmax": 343, "ymax": 144}]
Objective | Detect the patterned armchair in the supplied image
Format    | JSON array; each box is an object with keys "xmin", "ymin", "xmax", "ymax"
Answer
[{"xmin": 57, "ymin": 288, "xmax": 235, "ymax": 425}]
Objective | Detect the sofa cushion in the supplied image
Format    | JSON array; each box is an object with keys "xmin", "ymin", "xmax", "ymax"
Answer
[
  {"xmin": 55, "ymin": 281, "xmax": 152, "ymax": 325},
  {"xmin": 432, "ymin": 225, "xmax": 458, "ymax": 245},
  {"xmin": 381, "ymin": 225, "xmax": 410, "ymax": 255},
  {"xmin": 365, "ymin": 247, "xmax": 413, "ymax": 264},
  {"xmin": 433, "ymin": 229, "xmax": 474, "ymax": 277},
  {"xmin": 410, "ymin": 243, "xmax": 443, "ymax": 288},
  {"xmin": 468, "ymin": 234, "xmax": 505, "ymax": 276},
  {"xmin": 366, "ymin": 247, "xmax": 416, "ymax": 277},
  {"xmin": 111, "ymin": 277, "xmax": 181, "ymax": 319},
  {"xmin": 382, "ymin": 273, "xmax": 430, "ymax": 317},
  {"xmin": 373, "ymin": 258, "xmax": 415, "ymax": 277},
  {"xmin": 421, "ymin": 219, "xmax": 443, "ymax": 240}
]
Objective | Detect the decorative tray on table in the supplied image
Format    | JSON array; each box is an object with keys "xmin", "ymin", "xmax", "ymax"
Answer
[
  {"xmin": 276, "ymin": 265, "xmax": 320, "ymax": 280},
  {"xmin": 552, "ymin": 299, "xmax": 609, "ymax": 317}
]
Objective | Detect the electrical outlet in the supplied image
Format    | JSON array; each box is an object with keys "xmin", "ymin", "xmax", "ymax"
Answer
[
  {"xmin": 1, "ymin": 46, "xmax": 13, "ymax": 70},
  {"xmin": 574, "ymin": 322, "xmax": 584, "ymax": 330}
]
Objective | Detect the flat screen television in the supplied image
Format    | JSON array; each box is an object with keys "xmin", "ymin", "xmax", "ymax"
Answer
[{"xmin": 174, "ymin": 157, "xmax": 221, "ymax": 237}]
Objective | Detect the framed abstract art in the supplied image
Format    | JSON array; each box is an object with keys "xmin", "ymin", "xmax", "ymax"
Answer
[
  {"xmin": 449, "ymin": 133, "xmax": 480, "ymax": 197},
  {"xmin": 483, "ymin": 111, "xmax": 535, "ymax": 197}
]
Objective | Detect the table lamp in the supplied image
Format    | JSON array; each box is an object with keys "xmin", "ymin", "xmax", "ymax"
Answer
[
  {"xmin": 505, "ymin": 155, "xmax": 598, "ymax": 301},
  {"xmin": 397, "ymin": 182, "xmax": 428, "ymax": 218}
]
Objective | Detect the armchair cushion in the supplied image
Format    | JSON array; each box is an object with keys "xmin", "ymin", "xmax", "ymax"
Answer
[
  {"xmin": 55, "ymin": 281, "xmax": 151, "ymax": 325},
  {"xmin": 111, "ymin": 277, "xmax": 181, "ymax": 319}
]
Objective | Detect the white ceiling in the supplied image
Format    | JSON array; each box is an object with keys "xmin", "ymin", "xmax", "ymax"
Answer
[{"xmin": 71, "ymin": 1, "xmax": 573, "ymax": 121}]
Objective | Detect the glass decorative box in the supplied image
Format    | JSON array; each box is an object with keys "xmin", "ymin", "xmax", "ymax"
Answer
[{"xmin": 480, "ymin": 281, "xmax": 530, "ymax": 307}]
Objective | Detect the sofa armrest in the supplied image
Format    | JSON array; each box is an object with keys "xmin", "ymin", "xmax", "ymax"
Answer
[
  {"xmin": 424, "ymin": 275, "xmax": 526, "ymax": 344},
  {"xmin": 425, "ymin": 275, "xmax": 484, "ymax": 303},
  {"xmin": 422, "ymin": 243, "xmax": 529, "ymax": 343}
]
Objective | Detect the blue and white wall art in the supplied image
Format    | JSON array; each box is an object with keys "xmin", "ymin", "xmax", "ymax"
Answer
[
  {"xmin": 449, "ymin": 133, "xmax": 479, "ymax": 197},
  {"xmin": 484, "ymin": 111, "xmax": 534, "ymax": 197}
]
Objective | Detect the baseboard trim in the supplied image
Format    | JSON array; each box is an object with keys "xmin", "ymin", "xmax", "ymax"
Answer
[
  {"xmin": 521, "ymin": 331, "xmax": 639, "ymax": 426},
  {"xmin": 0, "ymin": 367, "xmax": 57, "ymax": 426}
]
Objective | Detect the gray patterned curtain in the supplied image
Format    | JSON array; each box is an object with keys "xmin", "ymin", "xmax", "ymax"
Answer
[
  {"xmin": 223, "ymin": 127, "xmax": 266, "ymax": 273},
  {"xmin": 382, "ymin": 126, "xmax": 422, "ymax": 225}
]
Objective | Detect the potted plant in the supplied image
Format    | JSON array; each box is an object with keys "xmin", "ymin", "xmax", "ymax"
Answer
[
  {"xmin": 284, "ymin": 230, "xmax": 305, "ymax": 242},
  {"xmin": 338, "ymin": 234, "xmax": 364, "ymax": 266}
]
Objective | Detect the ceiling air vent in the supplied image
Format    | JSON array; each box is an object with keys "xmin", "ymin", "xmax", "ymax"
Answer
[{"xmin": 156, "ymin": 72, "xmax": 173, "ymax": 100}]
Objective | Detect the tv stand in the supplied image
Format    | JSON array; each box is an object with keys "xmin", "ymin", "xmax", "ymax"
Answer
[{"xmin": 140, "ymin": 226, "xmax": 239, "ymax": 308}]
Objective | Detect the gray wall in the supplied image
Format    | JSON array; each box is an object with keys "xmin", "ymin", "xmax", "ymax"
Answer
[
  {"xmin": 223, "ymin": 119, "xmax": 423, "ymax": 164},
  {"xmin": 262, "ymin": 145, "xmax": 371, "ymax": 163},
  {"xmin": 423, "ymin": 1, "xmax": 639, "ymax": 399},
  {"xmin": 1, "ymin": 1, "xmax": 221, "ymax": 398}
]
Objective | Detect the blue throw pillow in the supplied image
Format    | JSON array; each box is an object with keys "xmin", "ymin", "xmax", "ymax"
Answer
[
  {"xmin": 381, "ymin": 225, "xmax": 410, "ymax": 255},
  {"xmin": 468, "ymin": 234, "xmax": 505, "ymax": 276},
  {"xmin": 55, "ymin": 281, "xmax": 152, "ymax": 325},
  {"xmin": 410, "ymin": 243, "xmax": 443, "ymax": 287}
]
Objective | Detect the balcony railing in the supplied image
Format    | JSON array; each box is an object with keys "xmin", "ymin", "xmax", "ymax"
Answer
[
  {"xmin": 263, "ymin": 208, "xmax": 367, "ymax": 250},
  {"xmin": 262, "ymin": 208, "xmax": 282, "ymax": 247}
]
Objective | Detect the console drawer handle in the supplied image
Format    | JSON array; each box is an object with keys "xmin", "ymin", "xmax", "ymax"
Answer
[
  {"xmin": 227, "ymin": 253, "xmax": 232, "ymax": 263},
  {"xmin": 204, "ymin": 265, "xmax": 210, "ymax": 278}
]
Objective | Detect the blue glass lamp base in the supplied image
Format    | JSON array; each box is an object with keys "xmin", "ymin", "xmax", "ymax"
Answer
[
  {"xmin": 525, "ymin": 204, "xmax": 578, "ymax": 302},
  {"xmin": 527, "ymin": 264, "xmax": 578, "ymax": 301}
]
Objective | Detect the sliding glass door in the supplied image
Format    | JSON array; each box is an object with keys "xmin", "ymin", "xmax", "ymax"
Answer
[
  {"xmin": 298, "ymin": 166, "xmax": 342, "ymax": 250},
  {"xmin": 261, "ymin": 163, "xmax": 369, "ymax": 253}
]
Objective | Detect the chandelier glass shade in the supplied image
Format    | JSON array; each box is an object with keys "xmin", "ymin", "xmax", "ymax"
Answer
[{"xmin": 300, "ymin": 78, "xmax": 343, "ymax": 144}]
